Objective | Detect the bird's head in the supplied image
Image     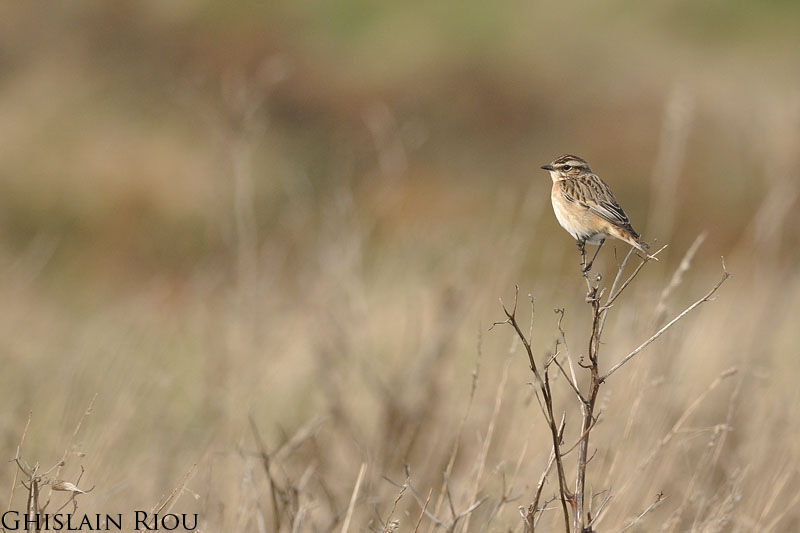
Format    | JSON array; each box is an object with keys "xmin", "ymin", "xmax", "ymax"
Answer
[{"xmin": 540, "ymin": 154, "xmax": 591, "ymax": 182}]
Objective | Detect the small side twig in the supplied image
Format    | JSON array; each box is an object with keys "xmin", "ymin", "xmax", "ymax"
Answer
[
  {"xmin": 523, "ymin": 414, "xmax": 566, "ymax": 530},
  {"xmin": 619, "ymin": 492, "xmax": 666, "ymax": 532},
  {"xmin": 602, "ymin": 264, "xmax": 730, "ymax": 381}
]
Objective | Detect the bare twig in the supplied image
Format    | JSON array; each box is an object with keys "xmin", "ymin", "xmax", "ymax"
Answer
[
  {"xmin": 596, "ymin": 248, "xmax": 635, "ymax": 338},
  {"xmin": 560, "ymin": 413, "xmax": 602, "ymax": 457},
  {"xmin": 601, "ymin": 244, "xmax": 668, "ymax": 311},
  {"xmin": 552, "ymin": 309, "xmax": 585, "ymax": 405},
  {"xmin": 381, "ymin": 480, "xmax": 407, "ymax": 533},
  {"xmin": 602, "ymin": 266, "xmax": 730, "ymax": 381},
  {"xmin": 619, "ymin": 492, "xmax": 666, "ymax": 532},
  {"xmin": 524, "ymin": 414, "xmax": 566, "ymax": 531},
  {"xmin": 497, "ymin": 221, "xmax": 727, "ymax": 532},
  {"xmin": 402, "ymin": 473, "xmax": 447, "ymax": 529},
  {"xmin": 414, "ymin": 489, "xmax": 433, "ymax": 533},
  {"xmin": 551, "ymin": 356, "xmax": 585, "ymax": 405},
  {"xmin": 587, "ymin": 487, "xmax": 613, "ymax": 528}
]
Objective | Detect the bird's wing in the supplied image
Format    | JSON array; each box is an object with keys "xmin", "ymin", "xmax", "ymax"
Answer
[{"xmin": 561, "ymin": 175, "xmax": 632, "ymax": 229}]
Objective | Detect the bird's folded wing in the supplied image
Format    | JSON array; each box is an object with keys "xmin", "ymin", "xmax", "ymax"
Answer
[
  {"xmin": 588, "ymin": 199, "xmax": 630, "ymax": 227},
  {"xmin": 561, "ymin": 177, "xmax": 631, "ymax": 228}
]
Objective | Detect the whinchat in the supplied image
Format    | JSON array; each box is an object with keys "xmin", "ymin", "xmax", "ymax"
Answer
[{"xmin": 541, "ymin": 154, "xmax": 651, "ymax": 271}]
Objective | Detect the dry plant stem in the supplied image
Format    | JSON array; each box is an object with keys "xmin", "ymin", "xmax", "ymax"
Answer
[
  {"xmin": 756, "ymin": 455, "xmax": 794, "ymax": 529},
  {"xmin": 648, "ymin": 83, "xmax": 693, "ymax": 242},
  {"xmin": 549, "ymin": 316, "xmax": 585, "ymax": 405},
  {"xmin": 402, "ymin": 477, "xmax": 447, "ymax": 529},
  {"xmin": 572, "ymin": 249, "xmax": 647, "ymax": 532},
  {"xmin": 382, "ymin": 481, "xmax": 407, "ymax": 533},
  {"xmin": 602, "ymin": 267, "xmax": 731, "ymax": 381},
  {"xmin": 341, "ymin": 462, "xmax": 366, "ymax": 533},
  {"xmin": 497, "ymin": 287, "xmax": 571, "ymax": 533},
  {"xmin": 762, "ymin": 485, "xmax": 800, "ymax": 531},
  {"xmin": 52, "ymin": 466, "xmax": 93, "ymax": 515},
  {"xmin": 402, "ymin": 468, "xmax": 487, "ymax": 531},
  {"xmin": 10, "ymin": 400, "xmax": 98, "ymax": 525},
  {"xmin": 28, "ymin": 472, "xmax": 39, "ymax": 533},
  {"xmin": 569, "ymin": 249, "xmax": 639, "ymax": 531},
  {"xmin": 414, "ymin": 489, "xmax": 433, "ymax": 533},
  {"xmin": 653, "ymin": 232, "xmax": 707, "ymax": 325},
  {"xmin": 483, "ymin": 415, "xmax": 532, "ymax": 528},
  {"xmin": 573, "ymin": 280, "xmax": 602, "ymax": 533},
  {"xmin": 142, "ymin": 464, "xmax": 198, "ymax": 532},
  {"xmin": 524, "ymin": 415, "xmax": 565, "ymax": 530},
  {"xmin": 596, "ymin": 248, "xmax": 634, "ymax": 337},
  {"xmin": 460, "ymin": 351, "xmax": 511, "ymax": 533},
  {"xmin": 429, "ymin": 358, "xmax": 479, "ymax": 533},
  {"xmin": 644, "ymin": 366, "xmax": 738, "ymax": 469},
  {"xmin": 586, "ymin": 488, "xmax": 612, "ymax": 528},
  {"xmin": 497, "ymin": 244, "xmax": 728, "ymax": 531},
  {"xmin": 487, "ymin": 438, "xmax": 528, "ymax": 526},
  {"xmin": 502, "ymin": 247, "xmax": 727, "ymax": 532},
  {"xmin": 273, "ymin": 414, "xmax": 327, "ymax": 464},
  {"xmin": 249, "ymin": 415, "xmax": 282, "ymax": 531},
  {"xmin": 573, "ymin": 254, "xmax": 726, "ymax": 531},
  {"xmin": 599, "ymin": 245, "xmax": 668, "ymax": 316},
  {"xmin": 7, "ymin": 411, "xmax": 32, "ymax": 513},
  {"xmin": 47, "ymin": 394, "xmax": 97, "ymax": 506},
  {"xmin": 619, "ymin": 492, "xmax": 665, "ymax": 532}
]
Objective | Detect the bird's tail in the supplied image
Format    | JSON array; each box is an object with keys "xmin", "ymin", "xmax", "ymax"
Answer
[{"xmin": 611, "ymin": 226, "xmax": 659, "ymax": 261}]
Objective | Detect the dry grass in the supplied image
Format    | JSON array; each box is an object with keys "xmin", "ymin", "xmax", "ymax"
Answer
[{"xmin": 5, "ymin": 167, "xmax": 800, "ymax": 530}]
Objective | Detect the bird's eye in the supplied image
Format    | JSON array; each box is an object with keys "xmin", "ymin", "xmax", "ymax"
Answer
[{"xmin": 562, "ymin": 165, "xmax": 571, "ymax": 171}]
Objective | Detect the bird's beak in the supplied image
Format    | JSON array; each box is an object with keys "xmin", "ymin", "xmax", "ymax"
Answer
[{"xmin": 540, "ymin": 164, "xmax": 554, "ymax": 171}]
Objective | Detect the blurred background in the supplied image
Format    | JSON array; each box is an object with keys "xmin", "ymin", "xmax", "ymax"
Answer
[{"xmin": 1, "ymin": 1, "xmax": 799, "ymax": 531}]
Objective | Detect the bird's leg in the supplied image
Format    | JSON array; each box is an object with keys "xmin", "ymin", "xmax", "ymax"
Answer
[
  {"xmin": 583, "ymin": 238, "xmax": 605, "ymax": 273},
  {"xmin": 577, "ymin": 240, "xmax": 587, "ymax": 273}
]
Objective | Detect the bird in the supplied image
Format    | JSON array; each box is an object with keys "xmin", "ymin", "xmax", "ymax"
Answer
[{"xmin": 540, "ymin": 154, "xmax": 653, "ymax": 272}]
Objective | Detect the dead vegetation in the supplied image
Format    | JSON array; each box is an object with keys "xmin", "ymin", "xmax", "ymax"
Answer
[{"xmin": 3, "ymin": 4, "xmax": 800, "ymax": 533}]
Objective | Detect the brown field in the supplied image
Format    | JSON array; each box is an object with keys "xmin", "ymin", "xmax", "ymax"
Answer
[{"xmin": 1, "ymin": 2, "xmax": 800, "ymax": 531}]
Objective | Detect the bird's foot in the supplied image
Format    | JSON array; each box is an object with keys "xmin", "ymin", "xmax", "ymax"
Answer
[{"xmin": 585, "ymin": 286, "xmax": 600, "ymax": 303}]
